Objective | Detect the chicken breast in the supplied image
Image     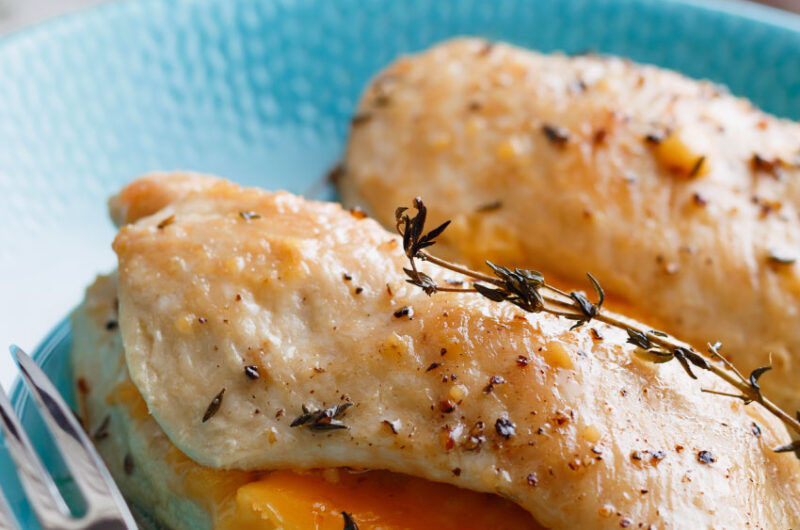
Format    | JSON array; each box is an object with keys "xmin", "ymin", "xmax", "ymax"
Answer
[
  {"xmin": 109, "ymin": 173, "xmax": 800, "ymax": 529},
  {"xmin": 71, "ymin": 272, "xmax": 538, "ymax": 530},
  {"xmin": 339, "ymin": 38, "xmax": 800, "ymax": 412}
]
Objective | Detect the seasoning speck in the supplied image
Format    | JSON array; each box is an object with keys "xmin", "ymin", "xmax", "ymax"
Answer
[
  {"xmin": 202, "ymin": 388, "xmax": 225, "ymax": 423},
  {"xmin": 475, "ymin": 200, "xmax": 503, "ymax": 213},
  {"xmin": 105, "ymin": 320, "xmax": 118, "ymax": 331},
  {"xmin": 382, "ymin": 419, "xmax": 400, "ymax": 434},
  {"xmin": 426, "ymin": 362, "xmax": 441, "ymax": 372},
  {"xmin": 393, "ymin": 306, "xmax": 414, "ymax": 319},
  {"xmin": 542, "ymin": 124, "xmax": 570, "ymax": 145},
  {"xmin": 751, "ymin": 422, "xmax": 761, "ymax": 437},
  {"xmin": 123, "ymin": 453, "xmax": 134, "ymax": 475},
  {"xmin": 239, "ymin": 211, "xmax": 261, "ymax": 220},
  {"xmin": 355, "ymin": 287, "xmax": 364, "ymax": 295},
  {"xmin": 697, "ymin": 450, "xmax": 716, "ymax": 464},
  {"xmin": 526, "ymin": 473, "xmax": 538, "ymax": 487},
  {"xmin": 244, "ymin": 365, "xmax": 260, "ymax": 380},
  {"xmin": 92, "ymin": 415, "xmax": 111, "ymax": 441},
  {"xmin": 495, "ymin": 417, "xmax": 516, "ymax": 439},
  {"xmin": 516, "ymin": 355, "xmax": 530, "ymax": 367},
  {"xmin": 157, "ymin": 214, "xmax": 175, "ymax": 229}
]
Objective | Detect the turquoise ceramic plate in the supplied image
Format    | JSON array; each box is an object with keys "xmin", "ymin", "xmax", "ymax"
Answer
[{"xmin": 1, "ymin": 0, "xmax": 798, "ymax": 527}]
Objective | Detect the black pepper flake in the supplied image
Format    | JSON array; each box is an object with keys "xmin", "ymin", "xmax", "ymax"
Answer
[
  {"xmin": 157, "ymin": 214, "xmax": 175, "ymax": 229},
  {"xmin": 355, "ymin": 287, "xmax": 364, "ymax": 295},
  {"xmin": 244, "ymin": 365, "xmax": 260, "ymax": 380},
  {"xmin": 343, "ymin": 273, "xmax": 353, "ymax": 281},
  {"xmin": 382, "ymin": 419, "xmax": 400, "ymax": 434},
  {"xmin": 645, "ymin": 132, "xmax": 665, "ymax": 145},
  {"xmin": 92, "ymin": 415, "xmax": 111, "ymax": 441},
  {"xmin": 483, "ymin": 375, "xmax": 506, "ymax": 393},
  {"xmin": 526, "ymin": 473, "xmax": 538, "ymax": 486},
  {"xmin": 475, "ymin": 200, "xmax": 503, "ymax": 213},
  {"xmin": 516, "ymin": 355, "xmax": 530, "ymax": 367},
  {"xmin": 393, "ymin": 306, "xmax": 414, "ymax": 319},
  {"xmin": 751, "ymin": 422, "xmax": 762, "ymax": 437},
  {"xmin": 202, "ymin": 388, "xmax": 225, "ymax": 422},
  {"xmin": 342, "ymin": 511, "xmax": 359, "ymax": 530},
  {"xmin": 105, "ymin": 320, "xmax": 118, "ymax": 331},
  {"xmin": 440, "ymin": 348, "xmax": 447, "ymax": 356},
  {"xmin": 692, "ymin": 193, "xmax": 708, "ymax": 206},
  {"xmin": 239, "ymin": 211, "xmax": 261, "ymax": 220},
  {"xmin": 689, "ymin": 156, "xmax": 706, "ymax": 178},
  {"xmin": 290, "ymin": 402, "xmax": 352, "ymax": 431},
  {"xmin": 123, "ymin": 453, "xmax": 134, "ymax": 475},
  {"xmin": 426, "ymin": 362, "xmax": 441, "ymax": 372},
  {"xmin": 452, "ymin": 467, "xmax": 462, "ymax": 476},
  {"xmin": 590, "ymin": 328, "xmax": 603, "ymax": 341},
  {"xmin": 542, "ymin": 124, "xmax": 570, "ymax": 146},
  {"xmin": 620, "ymin": 519, "xmax": 631, "ymax": 528},
  {"xmin": 495, "ymin": 417, "xmax": 516, "ymax": 439},
  {"xmin": 198, "ymin": 317, "xmax": 207, "ymax": 324},
  {"xmin": 697, "ymin": 450, "xmax": 716, "ymax": 464}
]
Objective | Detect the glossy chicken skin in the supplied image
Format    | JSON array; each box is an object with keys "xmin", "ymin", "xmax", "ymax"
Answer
[
  {"xmin": 111, "ymin": 173, "xmax": 800, "ymax": 529},
  {"xmin": 339, "ymin": 38, "xmax": 800, "ymax": 412}
]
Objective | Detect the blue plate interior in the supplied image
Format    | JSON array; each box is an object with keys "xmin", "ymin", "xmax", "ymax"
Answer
[{"xmin": 1, "ymin": 0, "xmax": 799, "ymax": 527}]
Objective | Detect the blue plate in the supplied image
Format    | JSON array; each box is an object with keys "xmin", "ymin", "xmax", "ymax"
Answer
[{"xmin": 1, "ymin": 0, "xmax": 799, "ymax": 527}]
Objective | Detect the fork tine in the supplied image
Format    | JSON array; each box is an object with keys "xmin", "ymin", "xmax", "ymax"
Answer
[
  {"xmin": 12, "ymin": 346, "xmax": 137, "ymax": 529},
  {"xmin": 0, "ymin": 472, "xmax": 20, "ymax": 530},
  {"xmin": 0, "ymin": 377, "xmax": 69, "ymax": 527}
]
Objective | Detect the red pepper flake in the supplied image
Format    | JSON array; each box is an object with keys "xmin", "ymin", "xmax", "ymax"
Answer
[
  {"xmin": 640, "ymin": 489, "xmax": 649, "ymax": 494},
  {"xmin": 157, "ymin": 214, "xmax": 175, "ymax": 229},
  {"xmin": 426, "ymin": 362, "xmax": 441, "ymax": 372},
  {"xmin": 495, "ymin": 417, "xmax": 516, "ymax": 439},
  {"xmin": 675, "ymin": 444, "xmax": 685, "ymax": 453},
  {"xmin": 349, "ymin": 206, "xmax": 368, "ymax": 219},
  {"xmin": 526, "ymin": 473, "xmax": 538, "ymax": 486},
  {"xmin": 516, "ymin": 355, "xmax": 530, "ymax": 367},
  {"xmin": 697, "ymin": 450, "xmax": 716, "ymax": 464},
  {"xmin": 77, "ymin": 378, "xmax": 90, "ymax": 395},
  {"xmin": 235, "ymin": 293, "xmax": 242, "ymax": 301},
  {"xmin": 439, "ymin": 400, "xmax": 456, "ymax": 413}
]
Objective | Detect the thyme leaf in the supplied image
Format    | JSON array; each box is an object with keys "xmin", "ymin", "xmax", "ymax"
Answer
[
  {"xmin": 290, "ymin": 402, "xmax": 352, "ymax": 431},
  {"xmin": 392, "ymin": 197, "xmax": 800, "ymax": 458}
]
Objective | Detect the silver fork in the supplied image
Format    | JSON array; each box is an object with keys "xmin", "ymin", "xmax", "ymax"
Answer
[{"xmin": 0, "ymin": 346, "xmax": 137, "ymax": 529}]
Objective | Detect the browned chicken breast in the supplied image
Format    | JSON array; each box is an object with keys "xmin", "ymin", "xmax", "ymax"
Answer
[
  {"xmin": 105, "ymin": 173, "xmax": 800, "ymax": 529},
  {"xmin": 339, "ymin": 38, "xmax": 800, "ymax": 412}
]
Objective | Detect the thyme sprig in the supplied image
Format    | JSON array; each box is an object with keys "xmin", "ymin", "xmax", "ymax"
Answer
[{"xmin": 395, "ymin": 198, "xmax": 800, "ymax": 450}]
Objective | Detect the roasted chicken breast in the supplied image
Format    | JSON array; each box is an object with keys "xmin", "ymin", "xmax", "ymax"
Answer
[
  {"xmin": 339, "ymin": 38, "xmax": 800, "ymax": 412},
  {"xmin": 76, "ymin": 173, "xmax": 800, "ymax": 529}
]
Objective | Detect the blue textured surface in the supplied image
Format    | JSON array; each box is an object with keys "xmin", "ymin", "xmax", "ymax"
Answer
[{"xmin": 0, "ymin": 0, "xmax": 798, "ymax": 527}]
